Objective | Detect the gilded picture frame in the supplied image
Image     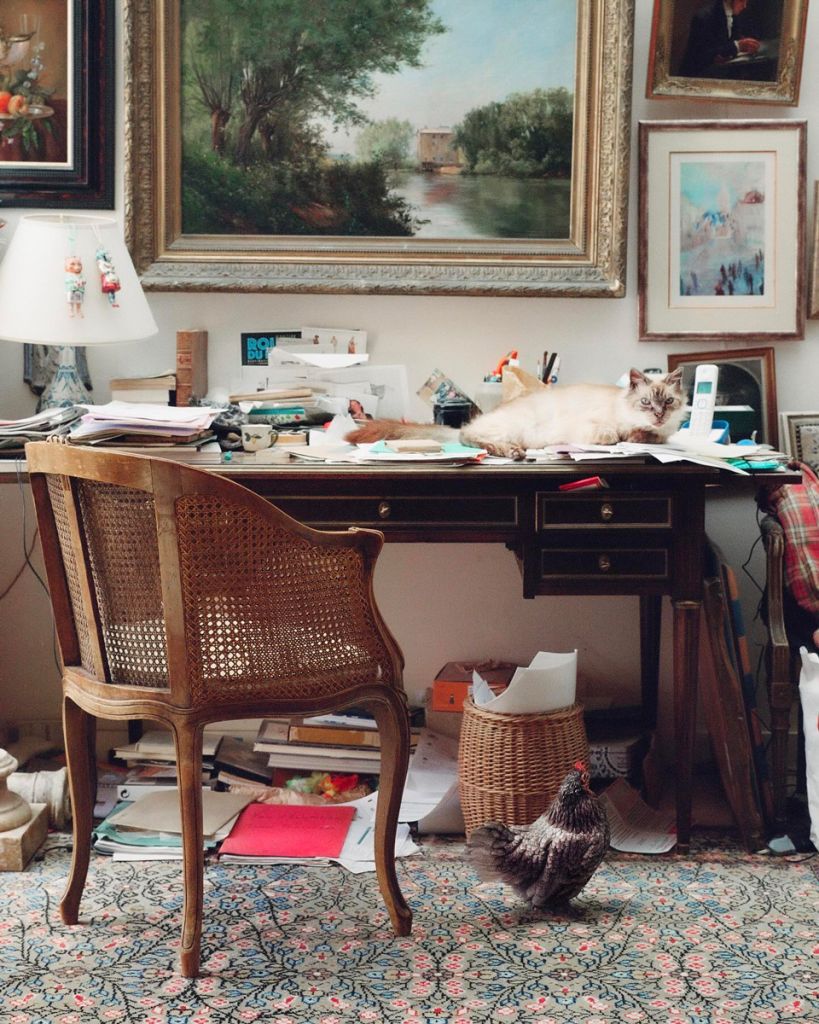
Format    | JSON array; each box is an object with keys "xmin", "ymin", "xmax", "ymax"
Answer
[
  {"xmin": 639, "ymin": 120, "xmax": 806, "ymax": 342},
  {"xmin": 667, "ymin": 346, "xmax": 778, "ymax": 446},
  {"xmin": 123, "ymin": 0, "xmax": 634, "ymax": 296},
  {"xmin": 645, "ymin": 0, "xmax": 808, "ymax": 106}
]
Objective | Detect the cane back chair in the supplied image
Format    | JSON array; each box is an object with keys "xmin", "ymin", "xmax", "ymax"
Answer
[{"xmin": 25, "ymin": 441, "xmax": 412, "ymax": 977}]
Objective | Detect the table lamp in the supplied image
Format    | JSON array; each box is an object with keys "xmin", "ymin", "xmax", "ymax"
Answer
[{"xmin": 0, "ymin": 213, "xmax": 158, "ymax": 409}]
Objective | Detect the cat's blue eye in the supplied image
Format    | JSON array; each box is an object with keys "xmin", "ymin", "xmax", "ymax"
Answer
[
  {"xmin": 665, "ymin": 397, "xmax": 674, "ymax": 405},
  {"xmin": 640, "ymin": 398, "xmax": 651, "ymax": 406}
]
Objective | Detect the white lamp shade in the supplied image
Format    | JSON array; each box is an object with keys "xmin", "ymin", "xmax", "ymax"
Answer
[{"xmin": 0, "ymin": 214, "xmax": 158, "ymax": 345}]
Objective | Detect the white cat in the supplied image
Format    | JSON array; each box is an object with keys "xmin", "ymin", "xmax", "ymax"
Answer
[{"xmin": 346, "ymin": 368, "xmax": 685, "ymax": 460}]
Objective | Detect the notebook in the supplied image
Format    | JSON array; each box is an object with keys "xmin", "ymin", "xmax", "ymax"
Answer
[{"xmin": 218, "ymin": 802, "xmax": 356, "ymax": 859}]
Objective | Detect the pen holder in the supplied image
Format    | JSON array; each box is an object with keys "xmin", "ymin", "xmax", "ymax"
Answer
[
  {"xmin": 433, "ymin": 399, "xmax": 473, "ymax": 428},
  {"xmin": 458, "ymin": 699, "xmax": 588, "ymax": 838}
]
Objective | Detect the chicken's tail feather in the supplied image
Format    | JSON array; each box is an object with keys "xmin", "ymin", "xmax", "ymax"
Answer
[{"xmin": 467, "ymin": 823, "xmax": 516, "ymax": 882}]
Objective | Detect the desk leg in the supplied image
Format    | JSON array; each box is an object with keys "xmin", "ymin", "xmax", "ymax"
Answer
[
  {"xmin": 673, "ymin": 599, "xmax": 700, "ymax": 853},
  {"xmin": 640, "ymin": 595, "xmax": 662, "ymax": 731}
]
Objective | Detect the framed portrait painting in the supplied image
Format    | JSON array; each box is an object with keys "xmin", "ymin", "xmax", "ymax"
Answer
[
  {"xmin": 639, "ymin": 120, "xmax": 806, "ymax": 342},
  {"xmin": 0, "ymin": 0, "xmax": 114, "ymax": 208},
  {"xmin": 646, "ymin": 0, "xmax": 808, "ymax": 105},
  {"xmin": 124, "ymin": 0, "xmax": 635, "ymax": 296},
  {"xmin": 667, "ymin": 346, "xmax": 778, "ymax": 446}
]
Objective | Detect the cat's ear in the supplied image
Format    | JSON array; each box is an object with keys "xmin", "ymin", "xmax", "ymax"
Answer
[
  {"xmin": 665, "ymin": 367, "xmax": 684, "ymax": 388},
  {"xmin": 628, "ymin": 367, "xmax": 649, "ymax": 390}
]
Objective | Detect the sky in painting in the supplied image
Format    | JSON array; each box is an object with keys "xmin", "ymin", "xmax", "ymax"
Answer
[
  {"xmin": 680, "ymin": 157, "xmax": 766, "ymax": 213},
  {"xmin": 324, "ymin": 0, "xmax": 578, "ymax": 156}
]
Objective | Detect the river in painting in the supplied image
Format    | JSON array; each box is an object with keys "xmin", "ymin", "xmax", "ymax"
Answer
[{"xmin": 389, "ymin": 171, "xmax": 571, "ymax": 239}]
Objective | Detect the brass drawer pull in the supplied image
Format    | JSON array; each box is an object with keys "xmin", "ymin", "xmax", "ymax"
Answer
[
  {"xmin": 377, "ymin": 501, "xmax": 391, "ymax": 520},
  {"xmin": 600, "ymin": 502, "xmax": 614, "ymax": 522},
  {"xmin": 598, "ymin": 554, "xmax": 612, "ymax": 572}
]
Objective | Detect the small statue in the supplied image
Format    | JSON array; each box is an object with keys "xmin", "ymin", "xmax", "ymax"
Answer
[
  {"xmin": 65, "ymin": 255, "xmax": 85, "ymax": 318},
  {"xmin": 95, "ymin": 246, "xmax": 121, "ymax": 307}
]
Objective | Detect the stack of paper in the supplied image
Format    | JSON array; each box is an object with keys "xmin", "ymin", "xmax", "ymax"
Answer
[
  {"xmin": 68, "ymin": 401, "xmax": 218, "ymax": 445},
  {"xmin": 0, "ymin": 405, "xmax": 83, "ymax": 451},
  {"xmin": 93, "ymin": 789, "xmax": 254, "ymax": 860}
]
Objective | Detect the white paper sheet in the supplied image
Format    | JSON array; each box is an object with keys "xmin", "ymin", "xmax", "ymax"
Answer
[
  {"xmin": 600, "ymin": 778, "xmax": 676, "ymax": 853},
  {"xmin": 473, "ymin": 650, "xmax": 577, "ymax": 713}
]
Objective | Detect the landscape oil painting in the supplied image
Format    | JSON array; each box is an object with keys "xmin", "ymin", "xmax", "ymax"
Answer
[
  {"xmin": 180, "ymin": 0, "xmax": 577, "ymax": 241},
  {"xmin": 674, "ymin": 155, "xmax": 770, "ymax": 305}
]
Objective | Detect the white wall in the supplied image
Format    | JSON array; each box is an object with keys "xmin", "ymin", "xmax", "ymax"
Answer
[{"xmin": 1, "ymin": 4, "xmax": 816, "ymax": 756}]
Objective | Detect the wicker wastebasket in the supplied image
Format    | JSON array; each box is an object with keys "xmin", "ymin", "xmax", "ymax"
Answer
[{"xmin": 458, "ymin": 699, "xmax": 589, "ymax": 838}]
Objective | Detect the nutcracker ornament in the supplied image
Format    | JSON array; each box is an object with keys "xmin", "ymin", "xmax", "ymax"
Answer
[{"xmin": 95, "ymin": 246, "xmax": 121, "ymax": 307}]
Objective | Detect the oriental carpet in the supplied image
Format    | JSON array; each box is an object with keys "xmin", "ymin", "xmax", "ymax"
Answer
[{"xmin": 0, "ymin": 835, "xmax": 817, "ymax": 1024}]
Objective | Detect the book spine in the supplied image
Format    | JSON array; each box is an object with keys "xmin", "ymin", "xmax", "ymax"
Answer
[
  {"xmin": 175, "ymin": 329, "xmax": 208, "ymax": 407},
  {"xmin": 288, "ymin": 725, "xmax": 381, "ymax": 748},
  {"xmin": 258, "ymin": 741, "xmax": 381, "ymax": 760}
]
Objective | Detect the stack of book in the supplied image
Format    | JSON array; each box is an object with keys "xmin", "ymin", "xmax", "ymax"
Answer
[
  {"xmin": 253, "ymin": 712, "xmax": 421, "ymax": 776},
  {"xmin": 232, "ymin": 387, "xmax": 325, "ymax": 429},
  {"xmin": 109, "ymin": 372, "xmax": 176, "ymax": 405},
  {"xmin": 113, "ymin": 729, "xmax": 220, "ymax": 780}
]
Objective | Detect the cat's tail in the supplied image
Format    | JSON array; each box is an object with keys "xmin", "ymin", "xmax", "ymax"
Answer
[{"xmin": 345, "ymin": 419, "xmax": 459, "ymax": 444}]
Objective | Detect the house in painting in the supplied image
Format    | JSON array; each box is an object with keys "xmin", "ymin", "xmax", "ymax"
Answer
[{"xmin": 417, "ymin": 127, "xmax": 463, "ymax": 172}]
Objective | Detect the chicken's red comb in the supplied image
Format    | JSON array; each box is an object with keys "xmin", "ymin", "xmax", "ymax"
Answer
[{"xmin": 574, "ymin": 760, "xmax": 587, "ymax": 772}]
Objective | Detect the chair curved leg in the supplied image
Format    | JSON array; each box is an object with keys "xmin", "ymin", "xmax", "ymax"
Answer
[
  {"xmin": 60, "ymin": 695, "xmax": 96, "ymax": 925},
  {"xmin": 369, "ymin": 690, "xmax": 412, "ymax": 936},
  {"xmin": 173, "ymin": 724, "xmax": 205, "ymax": 978}
]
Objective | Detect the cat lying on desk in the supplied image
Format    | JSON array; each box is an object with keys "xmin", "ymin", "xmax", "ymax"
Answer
[{"xmin": 346, "ymin": 368, "xmax": 686, "ymax": 460}]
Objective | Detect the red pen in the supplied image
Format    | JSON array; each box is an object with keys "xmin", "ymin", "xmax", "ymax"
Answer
[{"xmin": 558, "ymin": 476, "xmax": 609, "ymax": 491}]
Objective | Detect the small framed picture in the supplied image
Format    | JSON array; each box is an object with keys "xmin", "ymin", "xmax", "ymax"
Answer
[
  {"xmin": 639, "ymin": 120, "xmax": 806, "ymax": 342},
  {"xmin": 646, "ymin": 0, "xmax": 808, "ymax": 105},
  {"xmin": 667, "ymin": 347, "xmax": 778, "ymax": 447}
]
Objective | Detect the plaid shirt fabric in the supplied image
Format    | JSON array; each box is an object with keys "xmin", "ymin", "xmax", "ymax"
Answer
[{"xmin": 765, "ymin": 462, "xmax": 819, "ymax": 620}]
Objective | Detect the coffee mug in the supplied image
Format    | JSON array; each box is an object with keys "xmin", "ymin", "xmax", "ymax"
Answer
[{"xmin": 240, "ymin": 424, "xmax": 275, "ymax": 451}]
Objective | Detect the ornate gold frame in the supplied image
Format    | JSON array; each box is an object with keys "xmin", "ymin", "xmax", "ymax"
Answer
[
  {"xmin": 646, "ymin": 0, "xmax": 808, "ymax": 105},
  {"xmin": 123, "ymin": 0, "xmax": 634, "ymax": 296}
]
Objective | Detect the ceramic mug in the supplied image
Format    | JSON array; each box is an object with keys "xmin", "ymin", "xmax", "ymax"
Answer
[{"xmin": 240, "ymin": 424, "xmax": 275, "ymax": 451}]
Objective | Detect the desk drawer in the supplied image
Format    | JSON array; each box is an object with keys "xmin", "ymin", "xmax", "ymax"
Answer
[
  {"xmin": 538, "ymin": 493, "xmax": 671, "ymax": 529},
  {"xmin": 269, "ymin": 494, "xmax": 519, "ymax": 529},
  {"xmin": 539, "ymin": 546, "xmax": 669, "ymax": 579}
]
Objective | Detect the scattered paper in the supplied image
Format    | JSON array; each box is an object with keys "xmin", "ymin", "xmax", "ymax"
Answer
[
  {"xmin": 472, "ymin": 650, "xmax": 577, "ymax": 713},
  {"xmin": 271, "ymin": 350, "xmax": 370, "ymax": 369},
  {"xmin": 397, "ymin": 730, "xmax": 464, "ymax": 834},
  {"xmin": 108, "ymin": 788, "xmax": 254, "ymax": 836},
  {"xmin": 600, "ymin": 778, "xmax": 676, "ymax": 853}
]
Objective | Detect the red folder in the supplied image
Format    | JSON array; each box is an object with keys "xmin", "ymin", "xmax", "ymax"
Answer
[{"xmin": 219, "ymin": 802, "xmax": 356, "ymax": 858}]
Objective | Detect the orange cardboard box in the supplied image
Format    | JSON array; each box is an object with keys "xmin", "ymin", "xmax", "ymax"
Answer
[{"xmin": 430, "ymin": 661, "xmax": 516, "ymax": 713}]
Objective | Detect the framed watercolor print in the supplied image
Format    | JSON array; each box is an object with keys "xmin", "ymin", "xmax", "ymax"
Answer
[
  {"xmin": 124, "ymin": 0, "xmax": 635, "ymax": 296},
  {"xmin": 667, "ymin": 346, "xmax": 778, "ymax": 446},
  {"xmin": 646, "ymin": 0, "xmax": 808, "ymax": 105},
  {"xmin": 639, "ymin": 120, "xmax": 806, "ymax": 342},
  {"xmin": 0, "ymin": 0, "xmax": 114, "ymax": 208}
]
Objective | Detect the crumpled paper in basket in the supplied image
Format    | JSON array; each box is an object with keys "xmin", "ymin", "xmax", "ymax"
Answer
[{"xmin": 471, "ymin": 650, "xmax": 577, "ymax": 714}]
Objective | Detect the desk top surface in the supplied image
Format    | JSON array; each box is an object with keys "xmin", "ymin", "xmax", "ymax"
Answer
[{"xmin": 0, "ymin": 447, "xmax": 800, "ymax": 487}]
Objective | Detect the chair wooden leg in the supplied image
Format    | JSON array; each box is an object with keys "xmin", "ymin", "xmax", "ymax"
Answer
[
  {"xmin": 369, "ymin": 691, "xmax": 412, "ymax": 936},
  {"xmin": 60, "ymin": 695, "xmax": 96, "ymax": 926},
  {"xmin": 173, "ymin": 725, "xmax": 205, "ymax": 978}
]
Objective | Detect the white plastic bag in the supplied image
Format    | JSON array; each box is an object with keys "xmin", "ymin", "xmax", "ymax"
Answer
[{"xmin": 798, "ymin": 647, "xmax": 819, "ymax": 849}]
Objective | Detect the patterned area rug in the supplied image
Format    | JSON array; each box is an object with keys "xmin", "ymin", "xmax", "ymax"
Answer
[{"xmin": 1, "ymin": 835, "xmax": 818, "ymax": 1024}]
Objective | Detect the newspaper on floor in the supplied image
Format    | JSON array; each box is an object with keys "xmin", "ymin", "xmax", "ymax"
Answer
[{"xmin": 600, "ymin": 777, "xmax": 676, "ymax": 853}]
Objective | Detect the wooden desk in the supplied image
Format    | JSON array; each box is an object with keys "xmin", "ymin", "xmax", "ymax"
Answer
[
  {"xmin": 193, "ymin": 453, "xmax": 766, "ymax": 852},
  {"xmin": 2, "ymin": 451, "xmax": 796, "ymax": 850}
]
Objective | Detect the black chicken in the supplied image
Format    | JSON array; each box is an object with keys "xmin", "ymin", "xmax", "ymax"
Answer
[{"xmin": 467, "ymin": 761, "xmax": 610, "ymax": 909}]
